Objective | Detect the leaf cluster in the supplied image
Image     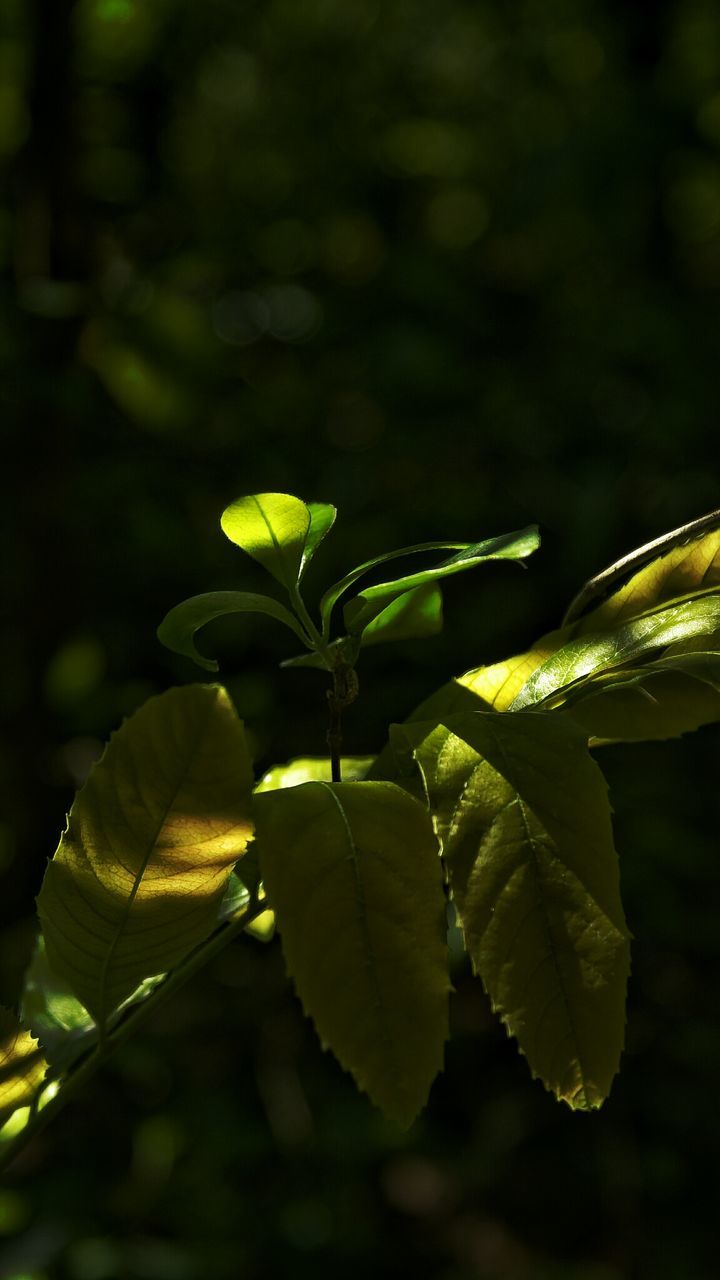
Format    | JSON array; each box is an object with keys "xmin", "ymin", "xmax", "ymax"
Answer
[{"xmin": 3, "ymin": 498, "xmax": 720, "ymax": 1162}]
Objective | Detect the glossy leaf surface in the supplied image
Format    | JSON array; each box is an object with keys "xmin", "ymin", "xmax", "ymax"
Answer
[
  {"xmin": 253, "ymin": 781, "xmax": 449, "ymax": 1126},
  {"xmin": 221, "ymin": 492, "xmax": 311, "ymax": 588},
  {"xmin": 157, "ymin": 590, "xmax": 310, "ymax": 671},
  {"xmin": 510, "ymin": 595, "xmax": 720, "ymax": 711},
  {"xmin": 402, "ymin": 711, "xmax": 630, "ymax": 1108},
  {"xmin": 37, "ymin": 685, "xmax": 254, "ymax": 1029}
]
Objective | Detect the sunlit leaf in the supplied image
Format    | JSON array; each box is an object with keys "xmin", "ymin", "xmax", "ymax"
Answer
[
  {"xmin": 253, "ymin": 781, "xmax": 449, "ymax": 1126},
  {"xmin": 157, "ymin": 590, "xmax": 310, "ymax": 671},
  {"xmin": 301, "ymin": 502, "xmax": 337, "ymax": 577},
  {"xmin": 401, "ymin": 711, "xmax": 630, "ymax": 1109},
  {"xmin": 510, "ymin": 595, "xmax": 720, "ymax": 711},
  {"xmin": 564, "ymin": 518, "xmax": 720, "ymax": 628},
  {"xmin": 0, "ymin": 1008, "xmax": 48, "ymax": 1125},
  {"xmin": 342, "ymin": 527, "xmax": 540, "ymax": 634},
  {"xmin": 37, "ymin": 685, "xmax": 255, "ymax": 1031},
  {"xmin": 457, "ymin": 627, "xmax": 569, "ymax": 710},
  {"xmin": 220, "ymin": 492, "xmax": 311, "ymax": 589},
  {"xmin": 320, "ymin": 539, "xmax": 468, "ymax": 634},
  {"xmin": 255, "ymin": 756, "xmax": 374, "ymax": 791}
]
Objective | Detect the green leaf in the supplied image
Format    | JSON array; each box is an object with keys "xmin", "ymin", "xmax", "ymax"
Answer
[
  {"xmin": 20, "ymin": 936, "xmax": 96, "ymax": 1069},
  {"xmin": 37, "ymin": 685, "xmax": 255, "ymax": 1031},
  {"xmin": 255, "ymin": 756, "xmax": 374, "ymax": 791},
  {"xmin": 301, "ymin": 502, "xmax": 337, "ymax": 577},
  {"xmin": 564, "ymin": 516, "xmax": 720, "ymax": 627},
  {"xmin": 562, "ymin": 650, "xmax": 720, "ymax": 743},
  {"xmin": 0, "ymin": 1008, "xmax": 48, "ymax": 1126},
  {"xmin": 348, "ymin": 582, "xmax": 443, "ymax": 646},
  {"xmin": 320, "ymin": 539, "xmax": 468, "ymax": 634},
  {"xmin": 157, "ymin": 590, "xmax": 311, "ymax": 671},
  {"xmin": 221, "ymin": 492, "xmax": 311, "ymax": 589},
  {"xmin": 253, "ymin": 781, "xmax": 449, "ymax": 1126},
  {"xmin": 510, "ymin": 595, "xmax": 720, "ymax": 711},
  {"xmin": 402, "ymin": 711, "xmax": 630, "ymax": 1109},
  {"xmin": 342, "ymin": 527, "xmax": 540, "ymax": 634}
]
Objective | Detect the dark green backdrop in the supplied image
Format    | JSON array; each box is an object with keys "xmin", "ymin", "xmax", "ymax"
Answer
[{"xmin": 2, "ymin": 1, "xmax": 720, "ymax": 1276}]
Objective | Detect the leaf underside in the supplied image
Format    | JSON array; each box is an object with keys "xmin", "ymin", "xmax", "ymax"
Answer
[
  {"xmin": 402, "ymin": 711, "xmax": 630, "ymax": 1109},
  {"xmin": 37, "ymin": 684, "xmax": 254, "ymax": 1029},
  {"xmin": 0, "ymin": 1007, "xmax": 48, "ymax": 1125}
]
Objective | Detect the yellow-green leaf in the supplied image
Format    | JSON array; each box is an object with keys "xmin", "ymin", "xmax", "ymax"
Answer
[
  {"xmin": 510, "ymin": 595, "xmax": 720, "ymax": 711},
  {"xmin": 253, "ymin": 781, "xmax": 449, "ymax": 1127},
  {"xmin": 255, "ymin": 756, "xmax": 374, "ymax": 791},
  {"xmin": 403, "ymin": 711, "xmax": 630, "ymax": 1109},
  {"xmin": 37, "ymin": 684, "xmax": 254, "ymax": 1030},
  {"xmin": 565, "ymin": 518, "xmax": 720, "ymax": 629},
  {"xmin": 221, "ymin": 492, "xmax": 311, "ymax": 589},
  {"xmin": 457, "ymin": 627, "xmax": 569, "ymax": 710},
  {"xmin": 0, "ymin": 1008, "xmax": 47, "ymax": 1125}
]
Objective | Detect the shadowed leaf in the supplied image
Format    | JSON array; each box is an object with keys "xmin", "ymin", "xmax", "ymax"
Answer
[
  {"xmin": 400, "ymin": 711, "xmax": 630, "ymax": 1109},
  {"xmin": 254, "ymin": 781, "xmax": 449, "ymax": 1127},
  {"xmin": 157, "ymin": 590, "xmax": 310, "ymax": 671}
]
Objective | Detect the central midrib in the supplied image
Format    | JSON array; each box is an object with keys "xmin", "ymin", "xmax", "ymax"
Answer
[{"xmin": 96, "ymin": 694, "xmax": 215, "ymax": 1031}]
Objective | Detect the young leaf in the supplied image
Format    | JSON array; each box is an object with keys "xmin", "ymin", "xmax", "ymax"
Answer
[
  {"xmin": 157, "ymin": 591, "xmax": 311, "ymax": 671},
  {"xmin": 301, "ymin": 502, "xmax": 337, "ymax": 577},
  {"xmin": 253, "ymin": 781, "xmax": 449, "ymax": 1127},
  {"xmin": 342, "ymin": 527, "xmax": 540, "ymax": 635},
  {"xmin": 220, "ymin": 493, "xmax": 311, "ymax": 589},
  {"xmin": 403, "ymin": 711, "xmax": 630, "ymax": 1109},
  {"xmin": 0, "ymin": 1008, "xmax": 48, "ymax": 1125},
  {"xmin": 37, "ymin": 684, "xmax": 255, "ymax": 1031},
  {"xmin": 354, "ymin": 582, "xmax": 443, "ymax": 646}
]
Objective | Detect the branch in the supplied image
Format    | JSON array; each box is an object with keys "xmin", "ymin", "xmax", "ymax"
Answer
[{"xmin": 0, "ymin": 898, "xmax": 267, "ymax": 1175}]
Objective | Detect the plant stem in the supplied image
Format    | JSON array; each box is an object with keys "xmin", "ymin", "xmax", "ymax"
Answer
[
  {"xmin": 0, "ymin": 899, "xmax": 266, "ymax": 1175},
  {"xmin": 326, "ymin": 664, "xmax": 359, "ymax": 784}
]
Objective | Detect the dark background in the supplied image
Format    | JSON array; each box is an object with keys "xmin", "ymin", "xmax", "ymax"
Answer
[{"xmin": 2, "ymin": 0, "xmax": 720, "ymax": 1276}]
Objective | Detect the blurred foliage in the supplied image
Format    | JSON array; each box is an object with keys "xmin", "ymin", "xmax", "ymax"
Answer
[{"xmin": 2, "ymin": 0, "xmax": 720, "ymax": 1275}]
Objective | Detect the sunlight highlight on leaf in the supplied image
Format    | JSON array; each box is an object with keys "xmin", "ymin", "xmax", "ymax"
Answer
[
  {"xmin": 221, "ymin": 492, "xmax": 312, "ymax": 588},
  {"xmin": 0, "ymin": 1008, "xmax": 47, "ymax": 1126},
  {"xmin": 37, "ymin": 685, "xmax": 254, "ymax": 1030}
]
